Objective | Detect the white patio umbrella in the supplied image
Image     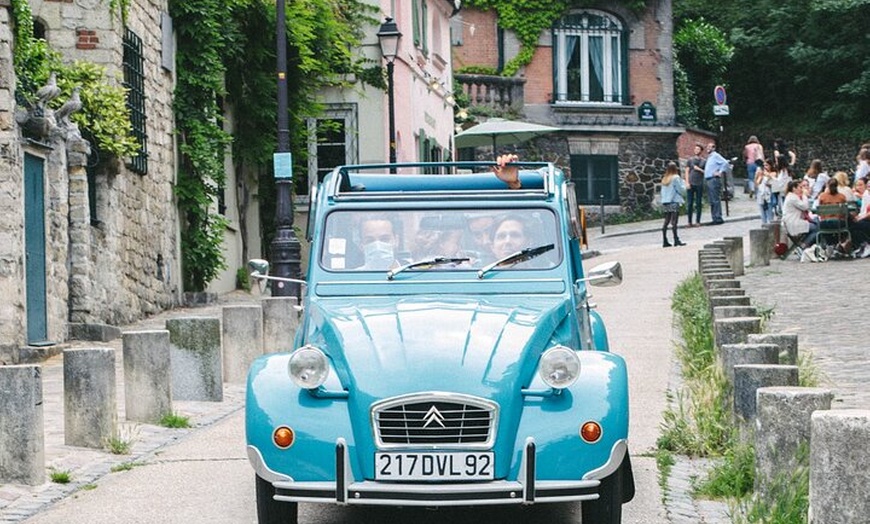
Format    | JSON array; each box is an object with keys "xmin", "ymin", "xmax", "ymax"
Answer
[{"xmin": 454, "ymin": 118, "xmax": 560, "ymax": 150}]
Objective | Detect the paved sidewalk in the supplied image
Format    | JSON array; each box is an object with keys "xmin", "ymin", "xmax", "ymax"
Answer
[{"xmin": 0, "ymin": 293, "xmax": 257, "ymax": 523}]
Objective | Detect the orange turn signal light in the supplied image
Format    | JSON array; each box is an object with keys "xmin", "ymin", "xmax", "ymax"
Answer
[
  {"xmin": 580, "ymin": 421, "xmax": 602, "ymax": 443},
  {"xmin": 273, "ymin": 426, "xmax": 295, "ymax": 449}
]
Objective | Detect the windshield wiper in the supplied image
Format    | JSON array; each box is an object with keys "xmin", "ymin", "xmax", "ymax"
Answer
[
  {"xmin": 387, "ymin": 256, "xmax": 470, "ymax": 280},
  {"xmin": 477, "ymin": 244, "xmax": 555, "ymax": 279}
]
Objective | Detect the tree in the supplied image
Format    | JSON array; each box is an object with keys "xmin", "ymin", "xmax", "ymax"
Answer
[{"xmin": 673, "ymin": 18, "xmax": 733, "ymax": 130}]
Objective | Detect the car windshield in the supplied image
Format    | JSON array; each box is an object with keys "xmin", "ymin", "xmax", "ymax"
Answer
[{"xmin": 320, "ymin": 208, "xmax": 560, "ymax": 272}]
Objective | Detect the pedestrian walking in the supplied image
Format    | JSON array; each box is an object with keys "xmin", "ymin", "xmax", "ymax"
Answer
[
  {"xmin": 684, "ymin": 142, "xmax": 705, "ymax": 227},
  {"xmin": 703, "ymin": 142, "xmax": 729, "ymax": 225},
  {"xmin": 754, "ymin": 159, "xmax": 773, "ymax": 224},
  {"xmin": 743, "ymin": 135, "xmax": 764, "ymax": 197},
  {"xmin": 661, "ymin": 161, "xmax": 687, "ymax": 247}
]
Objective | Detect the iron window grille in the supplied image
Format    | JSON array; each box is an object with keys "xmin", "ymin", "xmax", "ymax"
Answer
[{"xmin": 123, "ymin": 27, "xmax": 148, "ymax": 175}]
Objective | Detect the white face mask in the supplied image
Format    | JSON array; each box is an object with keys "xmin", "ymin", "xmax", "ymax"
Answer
[{"xmin": 363, "ymin": 241, "xmax": 394, "ymax": 268}]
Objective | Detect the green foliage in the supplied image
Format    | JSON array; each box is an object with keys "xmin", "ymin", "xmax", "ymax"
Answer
[
  {"xmin": 171, "ymin": 0, "xmax": 236, "ymax": 292},
  {"xmin": 235, "ymin": 267, "xmax": 251, "ymax": 291},
  {"xmin": 465, "ymin": 0, "xmax": 646, "ymax": 76},
  {"xmin": 695, "ymin": 441, "xmax": 755, "ymax": 498},
  {"xmin": 55, "ymin": 62, "xmax": 140, "ymax": 158},
  {"xmin": 732, "ymin": 444, "xmax": 810, "ymax": 524},
  {"xmin": 110, "ymin": 461, "xmax": 141, "ymax": 472},
  {"xmin": 658, "ymin": 274, "xmax": 732, "ymax": 457},
  {"xmin": 49, "ymin": 468, "xmax": 72, "ymax": 484},
  {"xmin": 456, "ymin": 65, "xmax": 500, "ymax": 75},
  {"xmin": 10, "ymin": 0, "xmax": 138, "ymax": 158},
  {"xmin": 159, "ymin": 412, "xmax": 192, "ymax": 428},
  {"xmin": 673, "ymin": 18, "xmax": 734, "ymax": 130},
  {"xmin": 676, "ymin": 0, "xmax": 870, "ymax": 137}
]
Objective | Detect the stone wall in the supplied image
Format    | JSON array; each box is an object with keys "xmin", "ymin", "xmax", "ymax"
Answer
[
  {"xmin": 0, "ymin": 8, "xmax": 24, "ymax": 360},
  {"xmin": 30, "ymin": 0, "xmax": 181, "ymax": 326}
]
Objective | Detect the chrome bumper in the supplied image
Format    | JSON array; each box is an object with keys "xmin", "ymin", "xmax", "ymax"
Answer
[{"xmin": 250, "ymin": 437, "xmax": 628, "ymax": 507}]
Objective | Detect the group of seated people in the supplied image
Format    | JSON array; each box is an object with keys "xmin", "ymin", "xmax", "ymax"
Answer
[{"xmin": 782, "ymin": 172, "xmax": 870, "ymax": 259}]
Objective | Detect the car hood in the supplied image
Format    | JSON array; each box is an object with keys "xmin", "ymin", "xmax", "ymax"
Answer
[{"xmin": 304, "ymin": 296, "xmax": 574, "ymax": 401}]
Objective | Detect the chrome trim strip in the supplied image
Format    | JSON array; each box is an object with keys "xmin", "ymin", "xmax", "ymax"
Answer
[
  {"xmin": 317, "ymin": 278, "xmax": 566, "ymax": 286},
  {"xmin": 582, "ymin": 439, "xmax": 628, "ymax": 480},
  {"xmin": 246, "ymin": 445, "xmax": 292, "ymax": 483},
  {"xmin": 273, "ymin": 479, "xmax": 600, "ymax": 507},
  {"xmin": 371, "ymin": 391, "xmax": 499, "ymax": 450}
]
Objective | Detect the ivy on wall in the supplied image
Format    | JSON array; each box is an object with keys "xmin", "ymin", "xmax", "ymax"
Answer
[
  {"xmin": 10, "ymin": 0, "xmax": 138, "ymax": 158},
  {"xmin": 169, "ymin": 0, "xmax": 233, "ymax": 292},
  {"xmin": 464, "ymin": 0, "xmax": 646, "ymax": 76}
]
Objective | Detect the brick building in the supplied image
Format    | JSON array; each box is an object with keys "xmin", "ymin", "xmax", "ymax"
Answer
[{"xmin": 453, "ymin": 1, "xmax": 684, "ymax": 210}]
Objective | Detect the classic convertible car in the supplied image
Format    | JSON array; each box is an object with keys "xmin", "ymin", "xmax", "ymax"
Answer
[{"xmin": 247, "ymin": 162, "xmax": 633, "ymax": 523}]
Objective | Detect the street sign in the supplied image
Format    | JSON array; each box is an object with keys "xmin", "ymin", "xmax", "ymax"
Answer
[
  {"xmin": 713, "ymin": 104, "xmax": 730, "ymax": 116},
  {"xmin": 714, "ymin": 85, "xmax": 727, "ymax": 105},
  {"xmin": 273, "ymin": 152, "xmax": 293, "ymax": 179}
]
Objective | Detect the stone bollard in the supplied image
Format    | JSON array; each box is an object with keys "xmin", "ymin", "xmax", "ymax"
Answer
[
  {"xmin": 733, "ymin": 364, "xmax": 799, "ymax": 426},
  {"xmin": 719, "ymin": 343, "xmax": 779, "ymax": 386},
  {"xmin": 167, "ymin": 317, "xmax": 223, "ymax": 401},
  {"xmin": 809, "ymin": 410, "xmax": 870, "ymax": 523},
  {"xmin": 748, "ymin": 333, "xmax": 799, "ymax": 366},
  {"xmin": 713, "ymin": 305, "xmax": 758, "ymax": 319},
  {"xmin": 714, "ymin": 317, "xmax": 762, "ymax": 349},
  {"xmin": 123, "ymin": 330, "xmax": 172, "ymax": 423},
  {"xmin": 755, "ymin": 387, "xmax": 833, "ymax": 497},
  {"xmin": 222, "ymin": 304, "xmax": 264, "ymax": 383},
  {"xmin": 749, "ymin": 228, "xmax": 771, "ymax": 267},
  {"xmin": 723, "ymin": 236, "xmax": 745, "ymax": 276},
  {"xmin": 707, "ymin": 287, "xmax": 746, "ymax": 298},
  {"xmin": 705, "ymin": 278, "xmax": 741, "ymax": 292},
  {"xmin": 262, "ymin": 296, "xmax": 299, "ymax": 354},
  {"xmin": 64, "ymin": 348, "xmax": 117, "ymax": 448},
  {"xmin": 710, "ymin": 295, "xmax": 752, "ymax": 308},
  {"xmin": 0, "ymin": 365, "xmax": 45, "ymax": 485}
]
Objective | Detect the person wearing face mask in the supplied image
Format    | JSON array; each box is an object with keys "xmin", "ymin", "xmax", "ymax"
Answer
[{"xmin": 358, "ymin": 214, "xmax": 401, "ymax": 269}]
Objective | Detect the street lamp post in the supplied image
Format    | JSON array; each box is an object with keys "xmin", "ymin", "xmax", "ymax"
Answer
[
  {"xmin": 377, "ymin": 17, "xmax": 401, "ymax": 174},
  {"xmin": 270, "ymin": 0, "xmax": 302, "ymax": 298}
]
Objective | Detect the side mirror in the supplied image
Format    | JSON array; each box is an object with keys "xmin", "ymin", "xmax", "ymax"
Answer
[
  {"xmin": 248, "ymin": 259, "xmax": 270, "ymax": 277},
  {"xmin": 581, "ymin": 261, "xmax": 622, "ymax": 287},
  {"xmin": 248, "ymin": 259, "xmax": 270, "ymax": 294}
]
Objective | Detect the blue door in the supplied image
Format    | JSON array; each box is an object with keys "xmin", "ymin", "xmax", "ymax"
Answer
[{"xmin": 24, "ymin": 153, "xmax": 48, "ymax": 344}]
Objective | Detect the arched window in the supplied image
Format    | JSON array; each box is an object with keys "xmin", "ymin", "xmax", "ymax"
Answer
[{"xmin": 553, "ymin": 10, "xmax": 625, "ymax": 104}]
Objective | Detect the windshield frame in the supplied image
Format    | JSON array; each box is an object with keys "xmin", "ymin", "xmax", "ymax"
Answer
[{"xmin": 317, "ymin": 205, "xmax": 563, "ymax": 275}]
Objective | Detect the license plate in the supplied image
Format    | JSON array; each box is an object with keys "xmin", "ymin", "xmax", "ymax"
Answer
[{"xmin": 375, "ymin": 451, "xmax": 494, "ymax": 481}]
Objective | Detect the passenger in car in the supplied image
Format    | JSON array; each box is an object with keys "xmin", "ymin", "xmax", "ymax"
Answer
[{"xmin": 358, "ymin": 214, "xmax": 402, "ymax": 269}]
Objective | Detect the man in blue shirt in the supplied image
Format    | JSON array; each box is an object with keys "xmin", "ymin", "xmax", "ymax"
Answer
[{"xmin": 703, "ymin": 142, "xmax": 730, "ymax": 225}]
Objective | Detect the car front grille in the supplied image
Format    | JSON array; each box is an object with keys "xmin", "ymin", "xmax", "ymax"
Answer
[{"xmin": 372, "ymin": 394, "xmax": 498, "ymax": 449}]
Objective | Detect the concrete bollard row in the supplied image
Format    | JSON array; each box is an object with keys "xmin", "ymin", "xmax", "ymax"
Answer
[
  {"xmin": 718, "ymin": 343, "xmax": 779, "ymax": 386},
  {"xmin": 749, "ymin": 228, "xmax": 772, "ymax": 267},
  {"xmin": 733, "ymin": 364, "xmax": 799, "ymax": 425},
  {"xmin": 809, "ymin": 410, "xmax": 870, "ymax": 523},
  {"xmin": 723, "ymin": 236, "xmax": 745, "ymax": 276},
  {"xmin": 222, "ymin": 304, "xmax": 264, "ymax": 383},
  {"xmin": 64, "ymin": 348, "xmax": 117, "ymax": 449},
  {"xmin": 713, "ymin": 316, "xmax": 762, "ymax": 348},
  {"xmin": 0, "ymin": 365, "xmax": 45, "ymax": 485},
  {"xmin": 710, "ymin": 295, "xmax": 752, "ymax": 308},
  {"xmin": 748, "ymin": 333, "xmax": 799, "ymax": 366},
  {"xmin": 713, "ymin": 305, "xmax": 758, "ymax": 319},
  {"xmin": 262, "ymin": 296, "xmax": 299, "ymax": 354},
  {"xmin": 707, "ymin": 287, "xmax": 745, "ymax": 298},
  {"xmin": 123, "ymin": 330, "xmax": 172, "ymax": 423},
  {"xmin": 167, "ymin": 317, "xmax": 223, "ymax": 402},
  {"xmin": 755, "ymin": 387, "xmax": 833, "ymax": 498}
]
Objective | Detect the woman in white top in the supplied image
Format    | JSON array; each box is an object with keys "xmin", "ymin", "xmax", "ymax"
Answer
[
  {"xmin": 856, "ymin": 148, "xmax": 870, "ymax": 181},
  {"xmin": 782, "ymin": 179, "xmax": 818, "ymax": 249}
]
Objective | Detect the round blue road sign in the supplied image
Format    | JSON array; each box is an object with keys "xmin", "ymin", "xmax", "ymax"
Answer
[{"xmin": 714, "ymin": 85, "xmax": 727, "ymax": 105}]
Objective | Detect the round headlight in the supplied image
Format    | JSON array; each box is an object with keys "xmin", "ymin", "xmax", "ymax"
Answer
[
  {"xmin": 288, "ymin": 346, "xmax": 329, "ymax": 389},
  {"xmin": 539, "ymin": 345, "xmax": 581, "ymax": 389}
]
